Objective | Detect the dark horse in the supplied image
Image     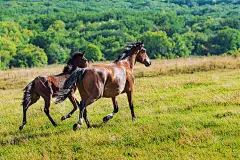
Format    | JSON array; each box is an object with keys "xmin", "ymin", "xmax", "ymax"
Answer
[
  {"xmin": 55, "ymin": 41, "xmax": 151, "ymax": 131},
  {"xmin": 19, "ymin": 52, "xmax": 89, "ymax": 130}
]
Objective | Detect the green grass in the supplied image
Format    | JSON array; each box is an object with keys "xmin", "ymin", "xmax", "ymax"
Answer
[{"xmin": 0, "ymin": 60, "xmax": 240, "ymax": 159}]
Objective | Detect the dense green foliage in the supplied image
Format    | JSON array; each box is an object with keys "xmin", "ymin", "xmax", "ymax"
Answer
[
  {"xmin": 84, "ymin": 43, "xmax": 103, "ymax": 61},
  {"xmin": 0, "ymin": 0, "xmax": 239, "ymax": 69}
]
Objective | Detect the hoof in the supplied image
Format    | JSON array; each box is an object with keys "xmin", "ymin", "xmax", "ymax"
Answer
[
  {"xmin": 88, "ymin": 125, "xmax": 93, "ymax": 129},
  {"xmin": 103, "ymin": 116, "xmax": 110, "ymax": 123},
  {"xmin": 73, "ymin": 123, "xmax": 80, "ymax": 131},
  {"xmin": 19, "ymin": 126, "xmax": 23, "ymax": 131},
  {"xmin": 53, "ymin": 123, "xmax": 58, "ymax": 127},
  {"xmin": 132, "ymin": 117, "xmax": 136, "ymax": 122},
  {"xmin": 61, "ymin": 116, "xmax": 66, "ymax": 121}
]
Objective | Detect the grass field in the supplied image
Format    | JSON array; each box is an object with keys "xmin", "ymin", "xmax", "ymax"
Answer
[{"xmin": 0, "ymin": 56, "xmax": 240, "ymax": 159}]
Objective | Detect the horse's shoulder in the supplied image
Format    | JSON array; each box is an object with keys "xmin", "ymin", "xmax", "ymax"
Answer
[{"xmin": 126, "ymin": 70, "xmax": 134, "ymax": 81}]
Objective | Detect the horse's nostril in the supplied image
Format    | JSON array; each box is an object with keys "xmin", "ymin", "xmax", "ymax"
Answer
[{"xmin": 145, "ymin": 62, "xmax": 151, "ymax": 67}]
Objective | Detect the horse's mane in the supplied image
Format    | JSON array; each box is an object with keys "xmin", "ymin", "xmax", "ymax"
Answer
[
  {"xmin": 114, "ymin": 42, "xmax": 143, "ymax": 63},
  {"xmin": 62, "ymin": 52, "xmax": 83, "ymax": 73}
]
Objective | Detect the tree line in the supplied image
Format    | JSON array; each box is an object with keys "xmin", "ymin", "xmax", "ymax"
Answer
[{"xmin": 0, "ymin": 0, "xmax": 239, "ymax": 69}]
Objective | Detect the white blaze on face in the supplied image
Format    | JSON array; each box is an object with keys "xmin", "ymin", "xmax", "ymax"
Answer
[{"xmin": 146, "ymin": 57, "xmax": 151, "ymax": 65}]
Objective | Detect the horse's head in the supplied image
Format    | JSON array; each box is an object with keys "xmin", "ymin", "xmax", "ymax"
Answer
[
  {"xmin": 115, "ymin": 41, "xmax": 151, "ymax": 67},
  {"xmin": 63, "ymin": 51, "xmax": 89, "ymax": 73},
  {"xmin": 71, "ymin": 51, "xmax": 89, "ymax": 68},
  {"xmin": 134, "ymin": 41, "xmax": 151, "ymax": 67}
]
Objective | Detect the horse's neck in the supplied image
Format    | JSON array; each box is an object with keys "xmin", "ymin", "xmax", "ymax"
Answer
[
  {"xmin": 117, "ymin": 50, "xmax": 138, "ymax": 71},
  {"xmin": 74, "ymin": 63, "xmax": 89, "ymax": 69},
  {"xmin": 126, "ymin": 54, "xmax": 136, "ymax": 71}
]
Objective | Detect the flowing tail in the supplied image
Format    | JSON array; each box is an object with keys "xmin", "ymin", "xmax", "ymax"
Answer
[
  {"xmin": 22, "ymin": 79, "xmax": 36, "ymax": 108},
  {"xmin": 55, "ymin": 68, "xmax": 85, "ymax": 104}
]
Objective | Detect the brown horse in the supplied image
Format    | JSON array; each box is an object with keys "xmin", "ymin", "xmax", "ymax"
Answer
[
  {"xmin": 19, "ymin": 52, "xmax": 89, "ymax": 130},
  {"xmin": 55, "ymin": 41, "xmax": 151, "ymax": 131}
]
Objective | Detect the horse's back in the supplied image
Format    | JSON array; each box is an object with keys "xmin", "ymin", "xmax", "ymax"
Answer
[
  {"xmin": 80, "ymin": 66, "xmax": 108, "ymax": 96},
  {"xmin": 33, "ymin": 76, "xmax": 52, "ymax": 96},
  {"xmin": 48, "ymin": 74, "xmax": 70, "ymax": 94},
  {"xmin": 79, "ymin": 64, "xmax": 126, "ymax": 98},
  {"xmin": 92, "ymin": 63, "xmax": 128, "ymax": 97}
]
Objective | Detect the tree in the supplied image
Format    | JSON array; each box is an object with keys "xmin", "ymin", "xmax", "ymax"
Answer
[
  {"xmin": 194, "ymin": 32, "xmax": 209, "ymax": 56},
  {"xmin": 84, "ymin": 43, "xmax": 103, "ymax": 61},
  {"xmin": 172, "ymin": 34, "xmax": 191, "ymax": 57},
  {"xmin": 0, "ymin": 50, "xmax": 11, "ymax": 69},
  {"xmin": 0, "ymin": 37, "xmax": 17, "ymax": 56},
  {"xmin": 0, "ymin": 21, "xmax": 33, "ymax": 45},
  {"xmin": 181, "ymin": 32, "xmax": 195, "ymax": 55},
  {"xmin": 46, "ymin": 43, "xmax": 70, "ymax": 64},
  {"xmin": 217, "ymin": 28, "xmax": 240, "ymax": 52},
  {"xmin": 154, "ymin": 12, "xmax": 185, "ymax": 36},
  {"xmin": 141, "ymin": 31, "xmax": 173, "ymax": 58},
  {"xmin": 48, "ymin": 20, "xmax": 66, "ymax": 32},
  {"xmin": 13, "ymin": 44, "xmax": 48, "ymax": 68},
  {"xmin": 31, "ymin": 33, "xmax": 50, "ymax": 50},
  {"xmin": 209, "ymin": 28, "xmax": 240, "ymax": 55},
  {"xmin": 46, "ymin": 20, "xmax": 67, "ymax": 46}
]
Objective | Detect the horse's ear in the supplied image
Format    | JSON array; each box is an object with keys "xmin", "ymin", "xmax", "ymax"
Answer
[{"xmin": 141, "ymin": 40, "xmax": 144, "ymax": 44}]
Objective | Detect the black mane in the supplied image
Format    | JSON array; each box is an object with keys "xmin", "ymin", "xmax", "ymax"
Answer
[
  {"xmin": 62, "ymin": 52, "xmax": 83, "ymax": 73},
  {"xmin": 114, "ymin": 42, "xmax": 143, "ymax": 63}
]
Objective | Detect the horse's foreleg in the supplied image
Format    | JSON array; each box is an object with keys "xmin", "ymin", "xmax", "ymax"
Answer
[
  {"xmin": 44, "ymin": 98, "xmax": 57, "ymax": 127},
  {"xmin": 127, "ymin": 91, "xmax": 136, "ymax": 122},
  {"xmin": 103, "ymin": 97, "xmax": 119, "ymax": 123},
  {"xmin": 61, "ymin": 95, "xmax": 79, "ymax": 121}
]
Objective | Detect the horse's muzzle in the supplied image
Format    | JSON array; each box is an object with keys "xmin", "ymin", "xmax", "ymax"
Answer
[{"xmin": 144, "ymin": 60, "xmax": 151, "ymax": 67}]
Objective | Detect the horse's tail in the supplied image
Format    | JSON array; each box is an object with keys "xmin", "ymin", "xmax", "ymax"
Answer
[
  {"xmin": 22, "ymin": 78, "xmax": 36, "ymax": 108},
  {"xmin": 55, "ymin": 68, "xmax": 85, "ymax": 104}
]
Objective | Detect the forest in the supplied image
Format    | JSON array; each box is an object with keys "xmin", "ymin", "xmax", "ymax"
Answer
[{"xmin": 0, "ymin": 0, "xmax": 239, "ymax": 69}]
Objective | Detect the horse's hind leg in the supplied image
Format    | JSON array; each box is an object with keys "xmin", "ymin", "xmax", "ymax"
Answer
[
  {"xmin": 61, "ymin": 95, "xmax": 79, "ymax": 121},
  {"xmin": 19, "ymin": 93, "xmax": 40, "ymax": 130},
  {"xmin": 44, "ymin": 97, "xmax": 57, "ymax": 126},
  {"xmin": 83, "ymin": 108, "xmax": 91, "ymax": 128},
  {"xmin": 103, "ymin": 97, "xmax": 119, "ymax": 123},
  {"xmin": 62, "ymin": 96, "xmax": 91, "ymax": 128},
  {"xmin": 73, "ymin": 100, "xmax": 92, "ymax": 130},
  {"xmin": 73, "ymin": 91, "xmax": 101, "ymax": 131}
]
